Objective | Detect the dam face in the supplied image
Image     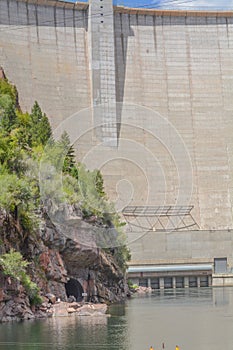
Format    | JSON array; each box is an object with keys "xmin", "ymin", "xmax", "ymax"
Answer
[
  {"xmin": 1, "ymin": 0, "xmax": 233, "ymax": 242},
  {"xmin": 0, "ymin": 0, "xmax": 90, "ymax": 126},
  {"xmin": 114, "ymin": 10, "xmax": 233, "ymax": 231}
]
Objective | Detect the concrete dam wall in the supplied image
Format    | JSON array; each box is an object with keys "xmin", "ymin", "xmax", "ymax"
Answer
[
  {"xmin": 1, "ymin": 0, "xmax": 233, "ymax": 234},
  {"xmin": 114, "ymin": 9, "xmax": 233, "ymax": 231},
  {"xmin": 127, "ymin": 228, "xmax": 233, "ymax": 288},
  {"xmin": 0, "ymin": 0, "xmax": 90, "ymax": 126}
]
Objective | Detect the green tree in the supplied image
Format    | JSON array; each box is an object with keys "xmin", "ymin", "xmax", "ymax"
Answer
[
  {"xmin": 0, "ymin": 100, "xmax": 17, "ymax": 132},
  {"xmin": 0, "ymin": 78, "xmax": 17, "ymax": 133},
  {"xmin": 95, "ymin": 170, "xmax": 106, "ymax": 199},
  {"xmin": 0, "ymin": 173, "xmax": 38, "ymax": 231},
  {"xmin": 30, "ymin": 101, "xmax": 52, "ymax": 146},
  {"xmin": 58, "ymin": 131, "xmax": 75, "ymax": 174},
  {"xmin": 0, "ymin": 78, "xmax": 17, "ymax": 105},
  {"xmin": 13, "ymin": 112, "xmax": 33, "ymax": 148}
]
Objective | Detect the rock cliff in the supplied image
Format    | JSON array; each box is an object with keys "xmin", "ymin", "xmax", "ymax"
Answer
[
  {"xmin": 0, "ymin": 208, "xmax": 127, "ymax": 322},
  {"xmin": 0, "ymin": 68, "xmax": 129, "ymax": 322}
]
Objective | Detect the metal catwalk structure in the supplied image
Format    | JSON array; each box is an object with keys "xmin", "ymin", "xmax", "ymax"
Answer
[{"xmin": 122, "ymin": 205, "xmax": 199, "ymax": 231}]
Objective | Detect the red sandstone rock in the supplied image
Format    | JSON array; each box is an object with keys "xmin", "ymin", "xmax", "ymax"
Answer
[
  {"xmin": 0, "ymin": 67, "xmax": 6, "ymax": 80},
  {"xmin": 0, "ymin": 289, "xmax": 4, "ymax": 302}
]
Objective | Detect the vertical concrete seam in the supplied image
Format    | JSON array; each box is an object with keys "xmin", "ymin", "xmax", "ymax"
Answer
[
  {"xmin": 226, "ymin": 17, "xmax": 230, "ymax": 49},
  {"xmin": 7, "ymin": 0, "xmax": 10, "ymax": 25},
  {"xmin": 120, "ymin": 13, "xmax": 125, "ymax": 66},
  {"xmin": 185, "ymin": 22, "xmax": 200, "ymax": 229},
  {"xmin": 87, "ymin": 3, "xmax": 95, "ymax": 128},
  {"xmin": 54, "ymin": 4, "xmax": 58, "ymax": 46},
  {"xmin": 16, "ymin": 0, "xmax": 19, "ymax": 24},
  {"xmin": 63, "ymin": 5, "xmax": 66, "ymax": 40},
  {"xmin": 84, "ymin": 9, "xmax": 92, "ymax": 108},
  {"xmin": 153, "ymin": 15, "xmax": 157, "ymax": 55},
  {"xmin": 73, "ymin": 7, "xmax": 78, "ymax": 65},
  {"xmin": 218, "ymin": 17, "xmax": 233, "ymax": 228},
  {"xmin": 26, "ymin": 1, "xmax": 33, "ymax": 94},
  {"xmin": 35, "ymin": 3, "xmax": 40, "ymax": 43},
  {"xmin": 161, "ymin": 15, "xmax": 169, "ymax": 113}
]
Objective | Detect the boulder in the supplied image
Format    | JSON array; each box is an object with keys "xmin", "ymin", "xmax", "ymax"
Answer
[
  {"xmin": 67, "ymin": 307, "xmax": 76, "ymax": 313},
  {"xmin": 135, "ymin": 286, "xmax": 152, "ymax": 294},
  {"xmin": 67, "ymin": 295, "xmax": 76, "ymax": 303},
  {"xmin": 77, "ymin": 303, "xmax": 107, "ymax": 316},
  {"xmin": 45, "ymin": 293, "xmax": 56, "ymax": 304},
  {"xmin": 68, "ymin": 302, "xmax": 81, "ymax": 310}
]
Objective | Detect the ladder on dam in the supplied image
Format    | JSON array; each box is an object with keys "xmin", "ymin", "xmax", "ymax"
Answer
[{"xmin": 122, "ymin": 205, "xmax": 199, "ymax": 232}]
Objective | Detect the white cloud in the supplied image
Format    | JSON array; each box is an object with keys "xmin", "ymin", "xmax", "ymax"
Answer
[{"xmin": 154, "ymin": 0, "xmax": 233, "ymax": 10}]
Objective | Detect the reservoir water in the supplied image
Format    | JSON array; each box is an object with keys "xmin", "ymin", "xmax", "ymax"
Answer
[{"xmin": 0, "ymin": 287, "xmax": 233, "ymax": 350}]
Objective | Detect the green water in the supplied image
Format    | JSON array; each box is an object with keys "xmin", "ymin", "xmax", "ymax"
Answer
[{"xmin": 0, "ymin": 287, "xmax": 233, "ymax": 350}]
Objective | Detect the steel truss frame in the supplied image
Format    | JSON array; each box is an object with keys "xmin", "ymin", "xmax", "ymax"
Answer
[{"xmin": 122, "ymin": 205, "xmax": 199, "ymax": 232}]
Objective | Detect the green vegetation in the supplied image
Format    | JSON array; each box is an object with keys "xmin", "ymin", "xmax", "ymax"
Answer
[
  {"xmin": 128, "ymin": 279, "xmax": 138, "ymax": 290},
  {"xmin": 0, "ymin": 76, "xmax": 130, "ymax": 274},
  {"xmin": 0, "ymin": 249, "xmax": 42, "ymax": 305}
]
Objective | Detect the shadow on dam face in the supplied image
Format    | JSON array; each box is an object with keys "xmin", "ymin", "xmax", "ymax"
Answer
[
  {"xmin": 0, "ymin": 0, "xmax": 88, "ymax": 29},
  {"xmin": 65, "ymin": 278, "xmax": 84, "ymax": 302}
]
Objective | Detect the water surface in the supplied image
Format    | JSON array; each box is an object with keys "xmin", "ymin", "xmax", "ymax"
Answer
[{"xmin": 0, "ymin": 287, "xmax": 233, "ymax": 350}]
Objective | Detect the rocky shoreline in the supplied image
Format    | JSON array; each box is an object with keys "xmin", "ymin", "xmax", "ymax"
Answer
[
  {"xmin": 134, "ymin": 286, "xmax": 152, "ymax": 294},
  {"xmin": 53, "ymin": 301, "xmax": 108, "ymax": 317},
  {"xmin": 0, "ymin": 289, "xmax": 108, "ymax": 322}
]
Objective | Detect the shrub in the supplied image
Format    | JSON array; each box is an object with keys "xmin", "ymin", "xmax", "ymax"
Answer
[
  {"xmin": 0, "ymin": 249, "xmax": 29, "ymax": 278},
  {"xmin": 0, "ymin": 249, "xmax": 42, "ymax": 305}
]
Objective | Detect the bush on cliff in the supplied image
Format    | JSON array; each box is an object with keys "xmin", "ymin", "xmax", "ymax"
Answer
[
  {"xmin": 0, "ymin": 249, "xmax": 42, "ymax": 305},
  {"xmin": 0, "ymin": 75, "xmax": 130, "ymax": 272}
]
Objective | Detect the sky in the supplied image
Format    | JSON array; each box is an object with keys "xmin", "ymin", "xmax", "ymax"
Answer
[
  {"xmin": 64, "ymin": 0, "xmax": 233, "ymax": 10},
  {"xmin": 141, "ymin": 0, "xmax": 233, "ymax": 10}
]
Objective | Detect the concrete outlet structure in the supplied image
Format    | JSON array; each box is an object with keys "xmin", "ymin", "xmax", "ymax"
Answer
[{"xmin": 1, "ymin": 0, "xmax": 233, "ymax": 286}]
